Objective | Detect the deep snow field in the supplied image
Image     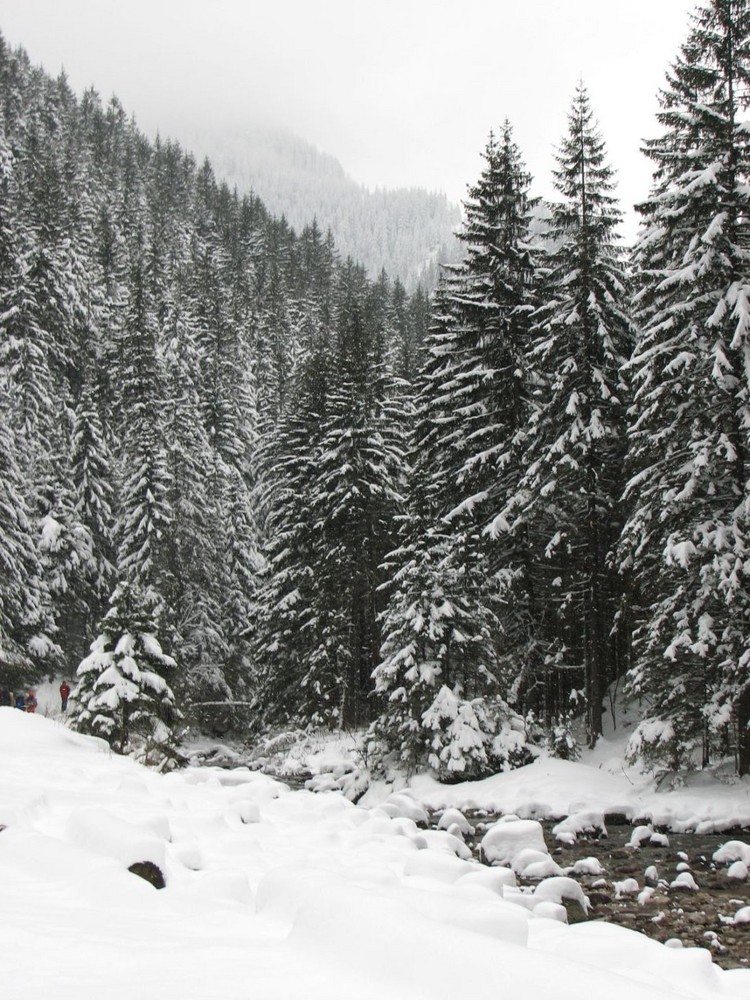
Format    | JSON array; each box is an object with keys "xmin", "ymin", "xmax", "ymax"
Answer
[{"xmin": 2, "ymin": 703, "xmax": 750, "ymax": 1000}]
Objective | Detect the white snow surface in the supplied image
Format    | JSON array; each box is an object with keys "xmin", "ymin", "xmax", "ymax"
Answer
[
  {"xmin": 2, "ymin": 709, "xmax": 750, "ymax": 1000},
  {"xmin": 361, "ymin": 732, "xmax": 750, "ymax": 834}
]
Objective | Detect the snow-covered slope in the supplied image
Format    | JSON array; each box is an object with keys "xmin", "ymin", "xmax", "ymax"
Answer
[{"xmin": 1, "ymin": 708, "xmax": 748, "ymax": 1000}]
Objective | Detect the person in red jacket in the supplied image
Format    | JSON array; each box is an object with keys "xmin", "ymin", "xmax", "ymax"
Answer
[
  {"xmin": 59, "ymin": 681, "xmax": 71, "ymax": 712},
  {"xmin": 25, "ymin": 690, "xmax": 37, "ymax": 713}
]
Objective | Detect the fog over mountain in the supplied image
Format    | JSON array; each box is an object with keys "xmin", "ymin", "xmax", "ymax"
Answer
[{"xmin": 178, "ymin": 123, "xmax": 462, "ymax": 291}]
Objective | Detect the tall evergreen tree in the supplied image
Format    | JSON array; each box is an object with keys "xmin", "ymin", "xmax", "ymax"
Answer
[
  {"xmin": 510, "ymin": 85, "xmax": 632, "ymax": 745},
  {"xmin": 115, "ymin": 242, "xmax": 173, "ymax": 617},
  {"xmin": 622, "ymin": 0, "xmax": 750, "ymax": 774},
  {"xmin": 373, "ymin": 125, "xmax": 539, "ymax": 772}
]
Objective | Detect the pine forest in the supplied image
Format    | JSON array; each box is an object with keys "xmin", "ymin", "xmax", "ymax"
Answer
[{"xmin": 3, "ymin": 0, "xmax": 750, "ymax": 781}]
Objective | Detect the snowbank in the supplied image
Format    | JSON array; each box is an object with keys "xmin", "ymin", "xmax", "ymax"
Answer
[{"xmin": 1, "ymin": 708, "xmax": 748, "ymax": 1000}]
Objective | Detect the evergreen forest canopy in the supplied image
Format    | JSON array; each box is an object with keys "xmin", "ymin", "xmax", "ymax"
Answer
[{"xmin": 2, "ymin": 0, "xmax": 750, "ymax": 778}]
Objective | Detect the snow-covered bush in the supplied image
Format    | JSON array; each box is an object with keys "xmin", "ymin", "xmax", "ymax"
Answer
[
  {"xmin": 421, "ymin": 687, "xmax": 532, "ymax": 781},
  {"xmin": 71, "ymin": 581, "xmax": 180, "ymax": 763},
  {"xmin": 545, "ymin": 691, "xmax": 584, "ymax": 760},
  {"xmin": 625, "ymin": 717, "xmax": 694, "ymax": 773},
  {"xmin": 546, "ymin": 713, "xmax": 580, "ymax": 761}
]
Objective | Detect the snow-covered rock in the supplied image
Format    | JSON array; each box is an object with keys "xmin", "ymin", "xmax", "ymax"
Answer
[
  {"xmin": 626, "ymin": 824, "xmax": 668, "ymax": 848},
  {"xmin": 566, "ymin": 856, "xmax": 605, "ymax": 877},
  {"xmin": 627, "ymin": 825, "xmax": 653, "ymax": 848},
  {"xmin": 520, "ymin": 856, "xmax": 565, "ymax": 879},
  {"xmin": 532, "ymin": 876, "xmax": 589, "ymax": 915},
  {"xmin": 727, "ymin": 860, "xmax": 748, "ymax": 881},
  {"xmin": 713, "ymin": 840, "xmax": 750, "ymax": 865},
  {"xmin": 613, "ymin": 878, "xmax": 639, "ymax": 898},
  {"xmin": 379, "ymin": 792, "xmax": 429, "ymax": 826},
  {"xmin": 436, "ymin": 807, "xmax": 474, "ymax": 836},
  {"xmin": 552, "ymin": 810, "xmax": 606, "ymax": 845},
  {"xmin": 644, "ymin": 864, "xmax": 659, "ymax": 885},
  {"xmin": 480, "ymin": 818, "xmax": 547, "ymax": 868},
  {"xmin": 670, "ymin": 871, "xmax": 698, "ymax": 891}
]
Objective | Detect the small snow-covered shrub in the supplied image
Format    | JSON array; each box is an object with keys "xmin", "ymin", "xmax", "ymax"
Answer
[
  {"xmin": 625, "ymin": 717, "xmax": 696, "ymax": 773},
  {"xmin": 421, "ymin": 688, "xmax": 533, "ymax": 781},
  {"xmin": 72, "ymin": 582, "xmax": 180, "ymax": 761},
  {"xmin": 546, "ymin": 711, "xmax": 580, "ymax": 761}
]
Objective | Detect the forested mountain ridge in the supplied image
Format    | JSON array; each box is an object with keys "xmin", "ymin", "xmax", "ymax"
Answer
[{"xmin": 179, "ymin": 123, "xmax": 462, "ymax": 291}]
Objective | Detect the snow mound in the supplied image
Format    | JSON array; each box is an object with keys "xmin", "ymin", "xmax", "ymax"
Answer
[
  {"xmin": 480, "ymin": 817, "xmax": 547, "ymax": 867},
  {"xmin": 457, "ymin": 867, "xmax": 516, "ymax": 893},
  {"xmin": 552, "ymin": 810, "xmax": 606, "ymax": 845},
  {"xmin": 532, "ymin": 900, "xmax": 568, "ymax": 922},
  {"xmin": 379, "ymin": 791, "xmax": 429, "ymax": 826},
  {"xmin": 566, "ymin": 856, "xmax": 605, "ymax": 877},
  {"xmin": 533, "ymin": 876, "xmax": 590, "ymax": 915},
  {"xmin": 727, "ymin": 861, "xmax": 748, "ymax": 881},
  {"xmin": 670, "ymin": 871, "xmax": 698, "ymax": 891},
  {"xmin": 436, "ymin": 807, "xmax": 474, "ymax": 836},
  {"xmin": 713, "ymin": 840, "xmax": 750, "ymax": 865},
  {"xmin": 65, "ymin": 807, "xmax": 168, "ymax": 872},
  {"xmin": 403, "ymin": 851, "xmax": 475, "ymax": 884}
]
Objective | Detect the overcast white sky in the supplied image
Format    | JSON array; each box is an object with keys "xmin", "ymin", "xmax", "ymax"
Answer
[{"xmin": 0, "ymin": 0, "xmax": 695, "ymax": 237}]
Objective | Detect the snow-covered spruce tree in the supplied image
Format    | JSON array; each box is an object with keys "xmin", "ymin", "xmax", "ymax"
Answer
[
  {"xmin": 301, "ymin": 264, "xmax": 407, "ymax": 727},
  {"xmin": 505, "ymin": 84, "xmax": 632, "ymax": 746},
  {"xmin": 70, "ymin": 371, "xmax": 115, "ymax": 632},
  {"xmin": 254, "ymin": 264, "xmax": 409, "ymax": 730},
  {"xmin": 115, "ymin": 241, "xmax": 173, "ymax": 620},
  {"xmin": 372, "ymin": 128, "xmax": 539, "ymax": 775},
  {"xmin": 253, "ymin": 339, "xmax": 329, "ymax": 727},
  {"xmin": 622, "ymin": 0, "xmax": 750, "ymax": 774},
  {"xmin": 444, "ymin": 124, "xmax": 542, "ymax": 705},
  {"xmin": 0, "ymin": 123, "xmax": 57, "ymax": 683},
  {"xmin": 72, "ymin": 580, "xmax": 180, "ymax": 761},
  {"xmin": 159, "ymin": 302, "xmax": 230, "ymax": 720}
]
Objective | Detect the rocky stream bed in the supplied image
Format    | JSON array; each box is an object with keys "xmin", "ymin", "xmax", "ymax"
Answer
[{"xmin": 458, "ymin": 812, "xmax": 750, "ymax": 970}]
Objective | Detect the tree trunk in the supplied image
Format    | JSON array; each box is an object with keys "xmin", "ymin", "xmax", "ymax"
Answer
[{"xmin": 737, "ymin": 686, "xmax": 750, "ymax": 777}]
